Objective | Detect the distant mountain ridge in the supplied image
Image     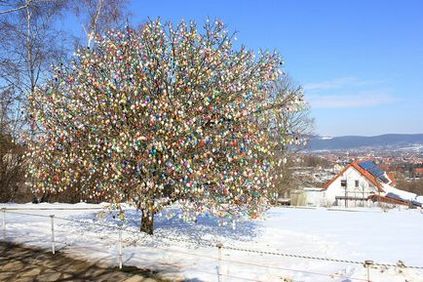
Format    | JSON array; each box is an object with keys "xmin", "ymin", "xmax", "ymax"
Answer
[{"xmin": 308, "ymin": 134, "xmax": 423, "ymax": 151}]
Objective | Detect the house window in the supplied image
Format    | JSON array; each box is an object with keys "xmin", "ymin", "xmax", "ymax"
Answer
[
  {"xmin": 341, "ymin": 180, "xmax": 347, "ymax": 187},
  {"xmin": 355, "ymin": 180, "xmax": 359, "ymax": 187}
]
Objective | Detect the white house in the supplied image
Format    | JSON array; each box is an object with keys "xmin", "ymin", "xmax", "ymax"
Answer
[
  {"xmin": 320, "ymin": 160, "xmax": 389, "ymax": 207},
  {"xmin": 299, "ymin": 160, "xmax": 423, "ymax": 208}
]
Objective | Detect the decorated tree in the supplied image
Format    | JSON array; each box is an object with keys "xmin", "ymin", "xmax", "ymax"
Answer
[{"xmin": 26, "ymin": 19, "xmax": 305, "ymax": 234}]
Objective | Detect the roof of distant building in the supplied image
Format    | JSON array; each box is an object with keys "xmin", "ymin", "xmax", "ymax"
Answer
[
  {"xmin": 415, "ymin": 168, "xmax": 423, "ymax": 174},
  {"xmin": 322, "ymin": 160, "xmax": 387, "ymax": 192}
]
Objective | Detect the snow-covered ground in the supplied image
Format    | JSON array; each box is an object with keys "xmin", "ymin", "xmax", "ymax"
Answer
[{"xmin": 1, "ymin": 203, "xmax": 423, "ymax": 282}]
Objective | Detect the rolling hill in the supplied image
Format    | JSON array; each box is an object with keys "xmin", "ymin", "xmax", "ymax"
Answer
[{"xmin": 308, "ymin": 134, "xmax": 423, "ymax": 151}]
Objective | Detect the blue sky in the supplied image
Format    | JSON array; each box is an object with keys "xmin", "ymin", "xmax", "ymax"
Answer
[
  {"xmin": 128, "ymin": 0, "xmax": 423, "ymax": 137},
  {"xmin": 69, "ymin": 0, "xmax": 423, "ymax": 136}
]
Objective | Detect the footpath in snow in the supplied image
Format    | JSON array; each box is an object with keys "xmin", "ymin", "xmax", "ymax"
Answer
[{"xmin": 1, "ymin": 203, "xmax": 423, "ymax": 282}]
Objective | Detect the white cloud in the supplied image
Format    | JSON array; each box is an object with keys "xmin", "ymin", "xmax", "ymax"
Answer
[
  {"xmin": 303, "ymin": 76, "xmax": 395, "ymax": 109},
  {"xmin": 307, "ymin": 91, "xmax": 396, "ymax": 109},
  {"xmin": 303, "ymin": 76, "xmax": 383, "ymax": 92},
  {"xmin": 303, "ymin": 77, "xmax": 359, "ymax": 91}
]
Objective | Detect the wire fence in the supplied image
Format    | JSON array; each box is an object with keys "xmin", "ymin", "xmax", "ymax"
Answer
[{"xmin": 1, "ymin": 207, "xmax": 423, "ymax": 282}]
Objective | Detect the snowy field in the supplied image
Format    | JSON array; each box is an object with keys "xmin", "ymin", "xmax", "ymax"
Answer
[{"xmin": 1, "ymin": 203, "xmax": 423, "ymax": 282}]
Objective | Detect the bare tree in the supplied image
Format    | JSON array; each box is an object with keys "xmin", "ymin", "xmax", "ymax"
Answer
[
  {"xmin": 0, "ymin": 0, "xmax": 31, "ymax": 16},
  {"xmin": 266, "ymin": 77, "xmax": 314, "ymax": 201},
  {"xmin": 0, "ymin": 1, "xmax": 68, "ymax": 95},
  {"xmin": 0, "ymin": 133, "xmax": 26, "ymax": 202},
  {"xmin": 69, "ymin": 0, "xmax": 129, "ymax": 47},
  {"xmin": 0, "ymin": 89, "xmax": 26, "ymax": 202},
  {"xmin": 0, "ymin": 0, "xmax": 129, "ymax": 118}
]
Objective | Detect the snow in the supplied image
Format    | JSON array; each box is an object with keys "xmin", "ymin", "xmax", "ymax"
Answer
[
  {"xmin": 382, "ymin": 184, "xmax": 422, "ymax": 203},
  {"xmin": 1, "ymin": 203, "xmax": 423, "ymax": 282},
  {"xmin": 1, "ymin": 202, "xmax": 109, "ymax": 210}
]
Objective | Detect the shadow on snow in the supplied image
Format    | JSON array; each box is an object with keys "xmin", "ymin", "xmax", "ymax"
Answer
[{"xmin": 67, "ymin": 207, "xmax": 261, "ymax": 245}]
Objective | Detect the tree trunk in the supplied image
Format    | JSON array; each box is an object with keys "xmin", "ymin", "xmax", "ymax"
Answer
[
  {"xmin": 39, "ymin": 191, "xmax": 50, "ymax": 203},
  {"xmin": 140, "ymin": 208, "xmax": 154, "ymax": 235}
]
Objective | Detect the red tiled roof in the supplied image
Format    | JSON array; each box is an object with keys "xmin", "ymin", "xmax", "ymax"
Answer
[
  {"xmin": 322, "ymin": 161, "xmax": 384, "ymax": 192},
  {"xmin": 387, "ymin": 172, "xmax": 397, "ymax": 186},
  {"xmin": 415, "ymin": 168, "xmax": 423, "ymax": 174}
]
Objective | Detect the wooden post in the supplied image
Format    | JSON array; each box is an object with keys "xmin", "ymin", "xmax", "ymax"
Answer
[
  {"xmin": 341, "ymin": 179, "xmax": 347, "ymax": 207},
  {"xmin": 118, "ymin": 228, "xmax": 123, "ymax": 269},
  {"xmin": 216, "ymin": 242, "xmax": 223, "ymax": 282},
  {"xmin": 50, "ymin": 215, "xmax": 55, "ymax": 254},
  {"xmin": 345, "ymin": 185, "xmax": 348, "ymax": 208},
  {"xmin": 364, "ymin": 260, "xmax": 373, "ymax": 282}
]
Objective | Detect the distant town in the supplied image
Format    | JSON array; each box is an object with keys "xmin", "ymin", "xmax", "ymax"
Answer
[{"xmin": 283, "ymin": 142, "xmax": 423, "ymax": 207}]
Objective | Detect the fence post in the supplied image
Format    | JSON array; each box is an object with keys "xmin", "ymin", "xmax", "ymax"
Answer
[
  {"xmin": 50, "ymin": 215, "xmax": 55, "ymax": 254},
  {"xmin": 118, "ymin": 228, "xmax": 123, "ymax": 269},
  {"xmin": 364, "ymin": 260, "xmax": 373, "ymax": 282},
  {"xmin": 216, "ymin": 242, "xmax": 223, "ymax": 282},
  {"xmin": 2, "ymin": 208, "xmax": 5, "ymax": 239}
]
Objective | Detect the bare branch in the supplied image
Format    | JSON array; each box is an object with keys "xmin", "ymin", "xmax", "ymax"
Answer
[{"xmin": 0, "ymin": 1, "xmax": 30, "ymax": 15}]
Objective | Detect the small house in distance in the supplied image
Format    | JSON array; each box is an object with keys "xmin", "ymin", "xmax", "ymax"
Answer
[
  {"xmin": 321, "ymin": 160, "xmax": 390, "ymax": 207},
  {"xmin": 415, "ymin": 167, "xmax": 423, "ymax": 178}
]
